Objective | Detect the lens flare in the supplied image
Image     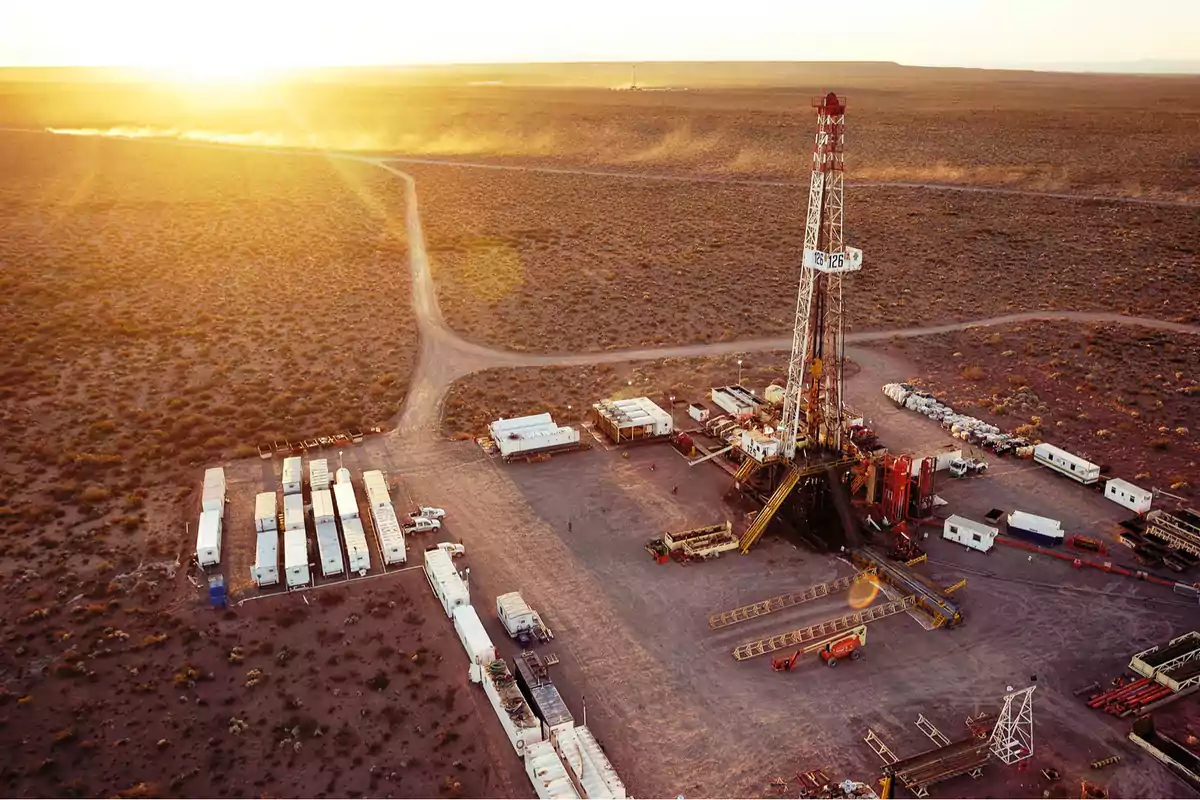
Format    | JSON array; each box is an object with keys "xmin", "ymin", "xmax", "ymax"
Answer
[{"xmin": 847, "ymin": 576, "xmax": 880, "ymax": 610}]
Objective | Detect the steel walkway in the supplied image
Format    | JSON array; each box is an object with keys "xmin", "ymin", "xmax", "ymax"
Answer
[
  {"xmin": 731, "ymin": 596, "xmax": 917, "ymax": 661},
  {"xmin": 707, "ymin": 570, "xmax": 876, "ymax": 630}
]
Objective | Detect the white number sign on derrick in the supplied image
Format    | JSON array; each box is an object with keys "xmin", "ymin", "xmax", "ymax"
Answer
[{"xmin": 802, "ymin": 246, "xmax": 863, "ymax": 273}]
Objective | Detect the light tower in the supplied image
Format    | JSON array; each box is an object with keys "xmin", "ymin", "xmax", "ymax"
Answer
[{"xmin": 779, "ymin": 92, "xmax": 863, "ymax": 459}]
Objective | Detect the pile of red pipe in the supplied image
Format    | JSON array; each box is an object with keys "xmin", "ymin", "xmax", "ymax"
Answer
[
  {"xmin": 1086, "ymin": 677, "xmax": 1175, "ymax": 717},
  {"xmin": 996, "ymin": 537, "xmax": 1183, "ymax": 589}
]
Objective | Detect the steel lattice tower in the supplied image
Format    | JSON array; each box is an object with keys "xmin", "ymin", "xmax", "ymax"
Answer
[
  {"xmin": 780, "ymin": 92, "xmax": 862, "ymax": 460},
  {"xmin": 990, "ymin": 686, "xmax": 1036, "ymax": 764}
]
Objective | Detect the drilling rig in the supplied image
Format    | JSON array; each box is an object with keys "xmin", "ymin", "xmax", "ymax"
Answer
[{"xmin": 734, "ymin": 92, "xmax": 865, "ymax": 554}]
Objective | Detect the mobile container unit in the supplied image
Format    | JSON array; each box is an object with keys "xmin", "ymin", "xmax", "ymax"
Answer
[
  {"xmin": 1105, "ymin": 478, "xmax": 1153, "ymax": 515},
  {"xmin": 195, "ymin": 509, "xmax": 223, "ymax": 567},
  {"xmin": 525, "ymin": 739, "xmax": 581, "ymax": 800},
  {"xmin": 201, "ymin": 467, "xmax": 226, "ymax": 513},
  {"xmin": 529, "ymin": 683, "xmax": 575, "ymax": 742},
  {"xmin": 687, "ymin": 404, "xmax": 709, "ymax": 423},
  {"xmin": 490, "ymin": 413, "xmax": 581, "ymax": 460},
  {"xmin": 942, "ymin": 515, "xmax": 999, "ymax": 553},
  {"xmin": 710, "ymin": 386, "xmax": 763, "ymax": 418},
  {"xmin": 341, "ymin": 517, "xmax": 371, "ymax": 574},
  {"xmin": 283, "ymin": 493, "xmax": 305, "ymax": 532},
  {"xmin": 362, "ymin": 469, "xmax": 391, "ymax": 508},
  {"xmin": 909, "ymin": 446, "xmax": 962, "ymax": 476},
  {"xmin": 452, "ymin": 605, "xmax": 498, "ymax": 683},
  {"xmin": 371, "ymin": 504, "xmax": 407, "ymax": 565},
  {"xmin": 1007, "ymin": 510, "xmax": 1065, "ymax": 547},
  {"xmin": 283, "ymin": 528, "xmax": 310, "ymax": 588},
  {"xmin": 333, "ymin": 481, "xmax": 359, "ymax": 522},
  {"xmin": 282, "ymin": 456, "xmax": 303, "ymax": 496},
  {"xmin": 252, "ymin": 530, "xmax": 279, "ymax": 587},
  {"xmin": 309, "ymin": 458, "xmax": 330, "ymax": 491},
  {"xmin": 424, "ymin": 547, "xmax": 469, "ymax": 617},
  {"xmin": 1034, "ymin": 442, "xmax": 1101, "ymax": 485},
  {"xmin": 312, "ymin": 489, "xmax": 344, "ymax": 576},
  {"xmin": 557, "ymin": 726, "xmax": 627, "ymax": 800},
  {"xmin": 254, "ymin": 491, "xmax": 277, "ymax": 533},
  {"xmin": 482, "ymin": 659, "xmax": 544, "ymax": 756}
]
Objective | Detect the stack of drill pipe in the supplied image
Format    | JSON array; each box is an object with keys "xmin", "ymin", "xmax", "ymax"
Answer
[{"xmin": 1088, "ymin": 678, "xmax": 1151, "ymax": 709}]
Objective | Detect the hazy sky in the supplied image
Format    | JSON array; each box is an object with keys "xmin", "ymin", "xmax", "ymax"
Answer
[{"xmin": 2, "ymin": 0, "xmax": 1197, "ymax": 74}]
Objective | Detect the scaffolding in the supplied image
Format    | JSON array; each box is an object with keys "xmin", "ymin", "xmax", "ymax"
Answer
[{"xmin": 731, "ymin": 596, "xmax": 916, "ymax": 661}]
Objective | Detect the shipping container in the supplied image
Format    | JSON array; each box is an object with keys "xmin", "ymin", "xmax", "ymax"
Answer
[
  {"xmin": 203, "ymin": 467, "xmax": 226, "ymax": 492},
  {"xmin": 283, "ymin": 528, "xmax": 310, "ymax": 587},
  {"xmin": 710, "ymin": 386, "xmax": 763, "ymax": 417},
  {"xmin": 254, "ymin": 491, "xmax": 277, "ymax": 533},
  {"xmin": 424, "ymin": 547, "xmax": 469, "ymax": 617},
  {"xmin": 490, "ymin": 413, "xmax": 581, "ymax": 460},
  {"xmin": 372, "ymin": 504, "xmax": 407, "ymax": 565},
  {"xmin": 529, "ymin": 683, "xmax": 575, "ymax": 741},
  {"xmin": 1007, "ymin": 510, "xmax": 1064, "ymax": 547},
  {"xmin": 452, "ymin": 605, "xmax": 498, "ymax": 683},
  {"xmin": 525, "ymin": 740, "xmax": 581, "ymax": 800},
  {"xmin": 333, "ymin": 481, "xmax": 359, "ymax": 521},
  {"xmin": 315, "ymin": 519, "xmax": 345, "ymax": 577},
  {"xmin": 309, "ymin": 458, "xmax": 330, "ymax": 491},
  {"xmin": 283, "ymin": 493, "xmax": 305, "ymax": 532},
  {"xmin": 1105, "ymin": 478, "xmax": 1153, "ymax": 515},
  {"xmin": 201, "ymin": 482, "xmax": 225, "ymax": 514},
  {"xmin": 942, "ymin": 514, "xmax": 999, "ymax": 553},
  {"xmin": 282, "ymin": 456, "xmax": 303, "ymax": 496},
  {"xmin": 362, "ymin": 469, "xmax": 391, "ymax": 509},
  {"xmin": 341, "ymin": 517, "xmax": 371, "ymax": 574},
  {"xmin": 557, "ymin": 726, "xmax": 627, "ymax": 799},
  {"xmin": 252, "ymin": 530, "xmax": 279, "ymax": 587},
  {"xmin": 311, "ymin": 489, "xmax": 336, "ymax": 524},
  {"xmin": 195, "ymin": 509, "xmax": 223, "ymax": 567},
  {"xmin": 482, "ymin": 658, "xmax": 543, "ymax": 756},
  {"xmin": 1033, "ymin": 442, "xmax": 1101, "ymax": 485}
]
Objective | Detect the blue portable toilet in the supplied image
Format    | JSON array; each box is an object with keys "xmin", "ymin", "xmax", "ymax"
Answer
[{"xmin": 208, "ymin": 575, "xmax": 227, "ymax": 609}]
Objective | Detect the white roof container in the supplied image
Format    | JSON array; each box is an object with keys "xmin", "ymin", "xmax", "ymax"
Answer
[
  {"xmin": 372, "ymin": 504, "xmax": 407, "ymax": 565},
  {"xmin": 309, "ymin": 458, "xmax": 330, "ymax": 491},
  {"xmin": 1105, "ymin": 478, "xmax": 1153, "ymax": 515},
  {"xmin": 282, "ymin": 456, "xmax": 303, "ymax": 495},
  {"xmin": 315, "ymin": 519, "xmax": 345, "ymax": 577},
  {"xmin": 525, "ymin": 740, "xmax": 581, "ymax": 800},
  {"xmin": 196, "ymin": 509, "xmax": 222, "ymax": 567},
  {"xmin": 491, "ymin": 413, "xmax": 580, "ymax": 459},
  {"xmin": 490, "ymin": 413, "xmax": 554, "ymax": 436},
  {"xmin": 942, "ymin": 514, "xmax": 999, "ymax": 553},
  {"xmin": 201, "ymin": 482, "xmax": 225, "ymax": 514},
  {"xmin": 362, "ymin": 470, "xmax": 391, "ymax": 509},
  {"xmin": 283, "ymin": 528, "xmax": 309, "ymax": 587},
  {"xmin": 593, "ymin": 396, "xmax": 673, "ymax": 437},
  {"xmin": 333, "ymin": 482, "xmax": 359, "ymax": 521},
  {"xmin": 312, "ymin": 489, "xmax": 336, "ymax": 524},
  {"xmin": 341, "ymin": 517, "xmax": 371, "ymax": 574},
  {"xmin": 424, "ymin": 547, "xmax": 469, "ymax": 617},
  {"xmin": 452, "ymin": 605, "xmax": 498, "ymax": 683},
  {"xmin": 203, "ymin": 467, "xmax": 226, "ymax": 491},
  {"xmin": 283, "ymin": 493, "xmax": 305, "ymax": 532},
  {"xmin": 558, "ymin": 726, "xmax": 627, "ymax": 799},
  {"xmin": 1034, "ymin": 442, "xmax": 1101, "ymax": 483},
  {"xmin": 252, "ymin": 530, "xmax": 279, "ymax": 587},
  {"xmin": 254, "ymin": 492, "xmax": 277, "ymax": 532}
]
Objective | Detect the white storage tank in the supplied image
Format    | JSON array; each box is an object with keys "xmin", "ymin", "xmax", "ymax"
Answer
[
  {"xmin": 452, "ymin": 605, "xmax": 498, "ymax": 683},
  {"xmin": 282, "ymin": 456, "xmax": 303, "ymax": 496},
  {"xmin": 283, "ymin": 493, "xmax": 305, "ymax": 532},
  {"xmin": 252, "ymin": 530, "xmax": 279, "ymax": 587},
  {"xmin": 372, "ymin": 504, "xmax": 407, "ymax": 565},
  {"xmin": 283, "ymin": 528, "xmax": 310, "ymax": 587},
  {"xmin": 525, "ymin": 740, "xmax": 581, "ymax": 800},
  {"xmin": 333, "ymin": 481, "xmax": 359, "ymax": 521},
  {"xmin": 424, "ymin": 547, "xmax": 469, "ymax": 617},
  {"xmin": 254, "ymin": 492, "xmax": 277, "ymax": 533},
  {"xmin": 341, "ymin": 517, "xmax": 371, "ymax": 574},
  {"xmin": 309, "ymin": 458, "xmax": 330, "ymax": 491},
  {"xmin": 1105, "ymin": 478, "xmax": 1153, "ymax": 515},
  {"xmin": 202, "ymin": 467, "xmax": 226, "ymax": 514},
  {"xmin": 195, "ymin": 509, "xmax": 223, "ymax": 567},
  {"xmin": 942, "ymin": 514, "xmax": 999, "ymax": 553}
]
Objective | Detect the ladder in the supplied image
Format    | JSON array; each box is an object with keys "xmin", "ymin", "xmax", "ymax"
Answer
[
  {"xmin": 731, "ymin": 596, "xmax": 916, "ymax": 660},
  {"xmin": 916, "ymin": 714, "xmax": 950, "ymax": 747},
  {"xmin": 707, "ymin": 571, "xmax": 876, "ymax": 629},
  {"xmin": 865, "ymin": 729, "xmax": 899, "ymax": 765},
  {"xmin": 739, "ymin": 464, "xmax": 802, "ymax": 553},
  {"xmin": 727, "ymin": 457, "xmax": 762, "ymax": 492}
]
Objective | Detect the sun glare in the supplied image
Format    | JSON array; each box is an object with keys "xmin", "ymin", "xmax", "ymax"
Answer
[{"xmin": 155, "ymin": 59, "xmax": 276, "ymax": 85}]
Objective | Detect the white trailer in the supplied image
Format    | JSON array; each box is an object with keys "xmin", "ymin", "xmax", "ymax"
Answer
[
  {"xmin": 195, "ymin": 509, "xmax": 223, "ymax": 567},
  {"xmin": 452, "ymin": 605, "xmax": 498, "ymax": 683},
  {"xmin": 362, "ymin": 469, "xmax": 391, "ymax": 508},
  {"xmin": 309, "ymin": 458, "xmax": 330, "ymax": 491},
  {"xmin": 341, "ymin": 517, "xmax": 371, "ymax": 574},
  {"xmin": 372, "ymin": 504, "xmax": 407, "ymax": 565},
  {"xmin": 1105, "ymin": 478, "xmax": 1153, "ymax": 514},
  {"xmin": 942, "ymin": 514, "xmax": 999, "ymax": 553},
  {"xmin": 333, "ymin": 481, "xmax": 359, "ymax": 521},
  {"xmin": 282, "ymin": 456, "xmax": 303, "ymax": 496},
  {"xmin": 283, "ymin": 493, "xmax": 305, "ymax": 532},
  {"xmin": 425, "ymin": 547, "xmax": 469, "ymax": 617},
  {"xmin": 254, "ymin": 491, "xmax": 277, "ymax": 533},
  {"xmin": 283, "ymin": 528, "xmax": 310, "ymax": 587},
  {"xmin": 201, "ymin": 467, "xmax": 226, "ymax": 514},
  {"xmin": 1007, "ymin": 510, "xmax": 1065, "ymax": 547},
  {"xmin": 497, "ymin": 591, "xmax": 551, "ymax": 644},
  {"xmin": 910, "ymin": 446, "xmax": 962, "ymax": 476},
  {"xmin": 312, "ymin": 489, "xmax": 335, "ymax": 524},
  {"xmin": 557, "ymin": 726, "xmax": 627, "ymax": 799},
  {"xmin": 1034, "ymin": 442, "xmax": 1101, "ymax": 485},
  {"xmin": 482, "ymin": 659, "xmax": 544, "ymax": 756},
  {"xmin": 525, "ymin": 740, "xmax": 581, "ymax": 800},
  {"xmin": 315, "ymin": 520, "xmax": 345, "ymax": 577},
  {"xmin": 252, "ymin": 530, "xmax": 279, "ymax": 587}
]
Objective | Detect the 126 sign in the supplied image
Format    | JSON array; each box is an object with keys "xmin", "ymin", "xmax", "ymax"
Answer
[{"xmin": 803, "ymin": 246, "xmax": 864, "ymax": 274}]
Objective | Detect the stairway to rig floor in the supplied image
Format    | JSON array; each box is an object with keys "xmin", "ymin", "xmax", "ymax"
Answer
[{"xmin": 738, "ymin": 463, "xmax": 801, "ymax": 553}]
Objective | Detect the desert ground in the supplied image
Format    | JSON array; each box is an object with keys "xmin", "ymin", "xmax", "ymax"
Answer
[{"xmin": 1, "ymin": 63, "xmax": 1198, "ymax": 798}]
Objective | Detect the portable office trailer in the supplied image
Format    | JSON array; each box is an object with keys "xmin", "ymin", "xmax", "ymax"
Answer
[
  {"xmin": 942, "ymin": 514, "xmax": 999, "ymax": 553},
  {"xmin": 1034, "ymin": 442, "xmax": 1101, "ymax": 485},
  {"xmin": 1007, "ymin": 510, "xmax": 1065, "ymax": 547},
  {"xmin": 529, "ymin": 683, "xmax": 575, "ymax": 742},
  {"xmin": 482, "ymin": 659, "xmax": 544, "ymax": 756},
  {"xmin": 283, "ymin": 528, "xmax": 310, "ymax": 587},
  {"xmin": 525, "ymin": 740, "xmax": 581, "ymax": 800},
  {"xmin": 283, "ymin": 493, "xmax": 305, "ymax": 532},
  {"xmin": 452, "ymin": 605, "xmax": 498, "ymax": 683},
  {"xmin": 490, "ymin": 413, "xmax": 580, "ymax": 459},
  {"xmin": 254, "ymin": 491, "xmax": 277, "ymax": 533},
  {"xmin": 203, "ymin": 467, "xmax": 226, "ymax": 492},
  {"xmin": 1105, "ymin": 478, "xmax": 1153, "ymax": 515},
  {"xmin": 311, "ymin": 489, "xmax": 335, "ymax": 524},
  {"xmin": 282, "ymin": 456, "xmax": 303, "ymax": 495},
  {"xmin": 195, "ymin": 509, "xmax": 223, "ymax": 567},
  {"xmin": 201, "ymin": 467, "xmax": 226, "ymax": 513},
  {"xmin": 315, "ymin": 519, "xmax": 345, "ymax": 577},
  {"xmin": 341, "ymin": 517, "xmax": 370, "ymax": 574},
  {"xmin": 252, "ymin": 530, "xmax": 279, "ymax": 587},
  {"xmin": 333, "ymin": 482, "xmax": 359, "ymax": 521},
  {"xmin": 424, "ymin": 547, "xmax": 469, "ymax": 617},
  {"xmin": 557, "ymin": 726, "xmax": 627, "ymax": 800},
  {"xmin": 372, "ymin": 504, "xmax": 407, "ymax": 565},
  {"xmin": 309, "ymin": 458, "xmax": 330, "ymax": 491},
  {"xmin": 362, "ymin": 469, "xmax": 391, "ymax": 508}
]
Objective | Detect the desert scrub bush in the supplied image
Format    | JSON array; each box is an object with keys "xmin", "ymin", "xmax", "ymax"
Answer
[
  {"xmin": 961, "ymin": 365, "xmax": 985, "ymax": 381},
  {"xmin": 1149, "ymin": 438, "xmax": 1171, "ymax": 451}
]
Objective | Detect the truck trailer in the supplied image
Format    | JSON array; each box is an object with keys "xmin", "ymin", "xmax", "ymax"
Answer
[
  {"xmin": 195, "ymin": 508, "xmax": 223, "ymax": 567},
  {"xmin": 497, "ymin": 591, "xmax": 552, "ymax": 645},
  {"xmin": 1007, "ymin": 510, "xmax": 1065, "ymax": 547},
  {"xmin": 283, "ymin": 528, "xmax": 310, "ymax": 588},
  {"xmin": 452, "ymin": 605, "xmax": 498, "ymax": 683},
  {"xmin": 425, "ymin": 547, "xmax": 469, "ymax": 617},
  {"xmin": 254, "ymin": 491, "xmax": 277, "ymax": 533},
  {"xmin": 282, "ymin": 456, "xmax": 303, "ymax": 496},
  {"xmin": 252, "ymin": 530, "xmax": 279, "ymax": 587}
]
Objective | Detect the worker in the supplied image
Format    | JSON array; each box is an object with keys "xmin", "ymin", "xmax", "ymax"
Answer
[
  {"xmin": 671, "ymin": 486, "xmax": 678, "ymax": 495},
  {"xmin": 567, "ymin": 521, "xmax": 572, "ymax": 532},
  {"xmin": 650, "ymin": 463, "xmax": 656, "ymax": 472}
]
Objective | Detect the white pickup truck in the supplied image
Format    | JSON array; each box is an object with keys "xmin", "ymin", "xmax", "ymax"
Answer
[
  {"xmin": 496, "ymin": 591, "xmax": 553, "ymax": 646},
  {"xmin": 404, "ymin": 517, "xmax": 442, "ymax": 533}
]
